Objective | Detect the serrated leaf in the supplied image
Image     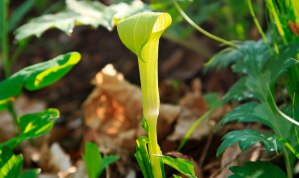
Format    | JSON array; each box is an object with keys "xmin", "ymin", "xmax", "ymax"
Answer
[
  {"xmin": 204, "ymin": 36, "xmax": 273, "ymax": 72},
  {"xmin": 155, "ymin": 155, "xmax": 197, "ymax": 178},
  {"xmin": 217, "ymin": 129, "xmax": 279, "ymax": 156},
  {"xmin": 218, "ymin": 42, "xmax": 299, "ymax": 169},
  {"xmin": 4, "ymin": 108, "xmax": 60, "ymax": 149},
  {"xmin": 0, "ymin": 147, "xmax": 23, "ymax": 178},
  {"xmin": 217, "ymin": 102, "xmax": 272, "ymax": 130},
  {"xmin": 229, "ymin": 161, "xmax": 287, "ymax": 178},
  {"xmin": 19, "ymin": 169, "xmax": 41, "ymax": 178},
  {"xmin": 0, "ymin": 52, "xmax": 81, "ymax": 101}
]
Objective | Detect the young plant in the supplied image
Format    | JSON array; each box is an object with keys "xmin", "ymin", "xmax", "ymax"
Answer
[
  {"xmin": 174, "ymin": 1, "xmax": 299, "ymax": 177},
  {"xmin": 82, "ymin": 142, "xmax": 119, "ymax": 178},
  {"xmin": 117, "ymin": 12, "xmax": 197, "ymax": 178},
  {"xmin": 0, "ymin": 52, "xmax": 81, "ymax": 178}
]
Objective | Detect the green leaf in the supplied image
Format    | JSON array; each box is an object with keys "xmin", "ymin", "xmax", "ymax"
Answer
[
  {"xmin": 99, "ymin": 155, "xmax": 119, "ymax": 176},
  {"xmin": 204, "ymin": 36, "xmax": 273, "ymax": 72},
  {"xmin": 217, "ymin": 129, "xmax": 279, "ymax": 156},
  {"xmin": 203, "ymin": 93, "xmax": 223, "ymax": 109},
  {"xmin": 135, "ymin": 136, "xmax": 154, "ymax": 178},
  {"xmin": 173, "ymin": 175, "xmax": 182, "ymax": 178},
  {"xmin": 277, "ymin": 137, "xmax": 299, "ymax": 159},
  {"xmin": 216, "ymin": 102, "xmax": 273, "ymax": 130},
  {"xmin": 0, "ymin": 99, "xmax": 9, "ymax": 112},
  {"xmin": 82, "ymin": 142, "xmax": 119, "ymax": 178},
  {"xmin": 82, "ymin": 142, "xmax": 102, "ymax": 178},
  {"xmin": 0, "ymin": 52, "xmax": 81, "ymax": 101},
  {"xmin": 155, "ymin": 155, "xmax": 196, "ymax": 178},
  {"xmin": 19, "ymin": 169, "xmax": 41, "ymax": 178},
  {"xmin": 4, "ymin": 108, "xmax": 60, "ymax": 149},
  {"xmin": 14, "ymin": 0, "xmax": 151, "ymax": 41},
  {"xmin": 229, "ymin": 161, "xmax": 287, "ymax": 178},
  {"xmin": 0, "ymin": 147, "xmax": 23, "ymax": 178}
]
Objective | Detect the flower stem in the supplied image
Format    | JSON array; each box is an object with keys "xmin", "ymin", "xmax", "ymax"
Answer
[{"xmin": 147, "ymin": 118, "xmax": 163, "ymax": 178}]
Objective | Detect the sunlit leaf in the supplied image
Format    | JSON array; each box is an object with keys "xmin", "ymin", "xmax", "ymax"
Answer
[
  {"xmin": 4, "ymin": 108, "xmax": 59, "ymax": 149},
  {"xmin": 15, "ymin": 0, "xmax": 150, "ymax": 41},
  {"xmin": 0, "ymin": 52, "xmax": 81, "ymax": 101},
  {"xmin": 155, "ymin": 155, "xmax": 196, "ymax": 178},
  {"xmin": 229, "ymin": 161, "xmax": 287, "ymax": 178},
  {"xmin": 0, "ymin": 147, "xmax": 22, "ymax": 178}
]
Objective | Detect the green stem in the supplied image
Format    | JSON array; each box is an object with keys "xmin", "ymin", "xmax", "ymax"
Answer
[
  {"xmin": 1, "ymin": 0, "xmax": 10, "ymax": 78},
  {"xmin": 247, "ymin": 0, "xmax": 274, "ymax": 56},
  {"xmin": 147, "ymin": 118, "xmax": 163, "ymax": 178},
  {"xmin": 173, "ymin": 0, "xmax": 236, "ymax": 48},
  {"xmin": 7, "ymin": 102, "xmax": 20, "ymax": 135}
]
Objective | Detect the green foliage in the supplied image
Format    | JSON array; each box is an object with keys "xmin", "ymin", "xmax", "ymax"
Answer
[
  {"xmin": 0, "ymin": 52, "xmax": 81, "ymax": 102},
  {"xmin": 135, "ymin": 136, "xmax": 154, "ymax": 178},
  {"xmin": 0, "ymin": 147, "xmax": 22, "ymax": 178},
  {"xmin": 204, "ymin": 38, "xmax": 270, "ymax": 72},
  {"xmin": 1, "ymin": 108, "xmax": 60, "ymax": 149},
  {"xmin": 82, "ymin": 142, "xmax": 119, "ymax": 178},
  {"xmin": 19, "ymin": 169, "xmax": 41, "ymax": 178},
  {"xmin": 228, "ymin": 161, "xmax": 287, "ymax": 178},
  {"xmin": 217, "ymin": 129, "xmax": 279, "ymax": 156},
  {"xmin": 155, "ymin": 155, "xmax": 197, "ymax": 178},
  {"xmin": 216, "ymin": 41, "xmax": 299, "ymax": 175},
  {"xmin": 15, "ymin": 0, "xmax": 150, "ymax": 41},
  {"xmin": 150, "ymin": 0, "xmax": 221, "ymax": 39},
  {"xmin": 0, "ymin": 147, "xmax": 40, "ymax": 178}
]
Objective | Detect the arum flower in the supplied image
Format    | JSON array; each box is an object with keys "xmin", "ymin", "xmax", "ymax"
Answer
[{"xmin": 117, "ymin": 12, "xmax": 171, "ymax": 178}]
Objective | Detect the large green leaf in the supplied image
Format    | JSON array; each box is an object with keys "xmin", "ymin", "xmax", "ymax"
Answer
[
  {"xmin": 0, "ymin": 147, "xmax": 23, "ymax": 178},
  {"xmin": 0, "ymin": 52, "xmax": 81, "ymax": 101},
  {"xmin": 3, "ymin": 108, "xmax": 60, "ymax": 149},
  {"xmin": 15, "ymin": 0, "xmax": 150, "ymax": 41},
  {"xmin": 217, "ymin": 42, "xmax": 299, "ymax": 171},
  {"xmin": 228, "ymin": 161, "xmax": 287, "ymax": 178},
  {"xmin": 19, "ymin": 169, "xmax": 41, "ymax": 178},
  {"xmin": 217, "ymin": 129, "xmax": 279, "ymax": 156},
  {"xmin": 155, "ymin": 155, "xmax": 197, "ymax": 178}
]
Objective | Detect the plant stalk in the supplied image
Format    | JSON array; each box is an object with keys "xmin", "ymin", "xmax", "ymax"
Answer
[
  {"xmin": 147, "ymin": 118, "xmax": 163, "ymax": 178},
  {"xmin": 173, "ymin": 0, "xmax": 236, "ymax": 48},
  {"xmin": 1, "ymin": 0, "xmax": 10, "ymax": 78},
  {"xmin": 247, "ymin": 0, "xmax": 274, "ymax": 55}
]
